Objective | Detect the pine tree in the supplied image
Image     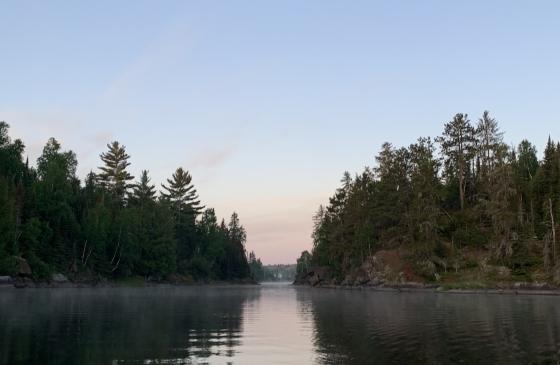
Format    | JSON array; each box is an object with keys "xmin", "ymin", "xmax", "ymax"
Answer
[
  {"xmin": 161, "ymin": 167, "xmax": 203, "ymax": 217},
  {"xmin": 97, "ymin": 141, "xmax": 134, "ymax": 202}
]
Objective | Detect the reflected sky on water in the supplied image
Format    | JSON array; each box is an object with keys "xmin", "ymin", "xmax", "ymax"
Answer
[{"xmin": 1, "ymin": 284, "xmax": 560, "ymax": 364}]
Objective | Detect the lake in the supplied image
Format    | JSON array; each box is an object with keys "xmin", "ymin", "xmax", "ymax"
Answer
[{"xmin": 1, "ymin": 283, "xmax": 559, "ymax": 364}]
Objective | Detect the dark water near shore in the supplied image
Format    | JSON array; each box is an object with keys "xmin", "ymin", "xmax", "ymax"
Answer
[{"xmin": 1, "ymin": 283, "xmax": 560, "ymax": 364}]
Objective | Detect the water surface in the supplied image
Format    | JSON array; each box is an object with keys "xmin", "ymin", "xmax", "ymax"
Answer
[{"xmin": 1, "ymin": 283, "xmax": 559, "ymax": 364}]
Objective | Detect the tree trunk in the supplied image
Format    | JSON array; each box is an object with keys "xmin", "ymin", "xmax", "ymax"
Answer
[
  {"xmin": 459, "ymin": 160, "xmax": 465, "ymax": 211},
  {"xmin": 549, "ymin": 198, "xmax": 556, "ymax": 264},
  {"xmin": 530, "ymin": 199, "xmax": 535, "ymax": 236}
]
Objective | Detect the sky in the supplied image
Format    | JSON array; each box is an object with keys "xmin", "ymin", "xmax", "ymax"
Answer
[{"xmin": 2, "ymin": 1, "xmax": 560, "ymax": 264}]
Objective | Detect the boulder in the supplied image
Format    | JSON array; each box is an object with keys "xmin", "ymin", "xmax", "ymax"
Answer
[
  {"xmin": 0, "ymin": 276, "xmax": 13, "ymax": 285},
  {"xmin": 495, "ymin": 266, "xmax": 511, "ymax": 280},
  {"xmin": 51, "ymin": 273, "xmax": 69, "ymax": 283}
]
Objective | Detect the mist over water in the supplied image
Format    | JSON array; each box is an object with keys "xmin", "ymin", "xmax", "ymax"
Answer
[{"xmin": 1, "ymin": 284, "xmax": 559, "ymax": 364}]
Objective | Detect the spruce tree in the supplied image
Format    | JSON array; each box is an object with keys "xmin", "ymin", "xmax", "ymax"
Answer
[
  {"xmin": 131, "ymin": 170, "xmax": 156, "ymax": 206},
  {"xmin": 476, "ymin": 111, "xmax": 503, "ymax": 179},
  {"xmin": 437, "ymin": 113, "xmax": 476, "ymax": 210}
]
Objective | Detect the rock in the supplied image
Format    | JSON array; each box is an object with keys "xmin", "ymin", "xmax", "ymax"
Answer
[
  {"xmin": 355, "ymin": 275, "xmax": 370, "ymax": 285},
  {"xmin": 495, "ymin": 266, "xmax": 511, "ymax": 280},
  {"xmin": 51, "ymin": 273, "xmax": 69, "ymax": 283},
  {"xmin": 293, "ymin": 266, "xmax": 330, "ymax": 286},
  {"xmin": 0, "ymin": 276, "xmax": 13, "ymax": 284},
  {"xmin": 13, "ymin": 277, "xmax": 33, "ymax": 289},
  {"xmin": 15, "ymin": 257, "xmax": 31, "ymax": 277}
]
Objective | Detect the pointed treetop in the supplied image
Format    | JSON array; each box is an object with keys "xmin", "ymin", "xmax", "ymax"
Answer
[
  {"xmin": 132, "ymin": 170, "xmax": 156, "ymax": 204},
  {"xmin": 161, "ymin": 167, "xmax": 204, "ymax": 215},
  {"xmin": 97, "ymin": 140, "xmax": 134, "ymax": 200}
]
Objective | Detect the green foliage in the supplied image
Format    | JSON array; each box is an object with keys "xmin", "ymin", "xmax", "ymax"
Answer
[
  {"xmin": 0, "ymin": 123, "xmax": 254, "ymax": 283},
  {"xmin": 0, "ymin": 255, "xmax": 18, "ymax": 276},
  {"xmin": 311, "ymin": 111, "xmax": 560, "ymax": 284}
]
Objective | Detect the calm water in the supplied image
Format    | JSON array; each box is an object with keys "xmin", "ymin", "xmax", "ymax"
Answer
[{"xmin": 1, "ymin": 283, "xmax": 560, "ymax": 364}]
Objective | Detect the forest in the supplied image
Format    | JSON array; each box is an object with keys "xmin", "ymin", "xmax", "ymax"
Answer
[
  {"xmin": 299, "ymin": 112, "xmax": 560, "ymax": 287},
  {"xmin": 0, "ymin": 122, "xmax": 255, "ymax": 283}
]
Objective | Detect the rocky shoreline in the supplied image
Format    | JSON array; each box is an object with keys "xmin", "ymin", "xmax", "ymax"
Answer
[
  {"xmin": 293, "ymin": 266, "xmax": 560, "ymax": 296},
  {"xmin": 0, "ymin": 274, "xmax": 257, "ymax": 289}
]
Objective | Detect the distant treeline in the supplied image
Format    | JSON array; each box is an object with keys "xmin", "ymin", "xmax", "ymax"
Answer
[
  {"xmin": 0, "ymin": 122, "xmax": 255, "ymax": 282},
  {"xmin": 299, "ymin": 112, "xmax": 560, "ymax": 284},
  {"xmin": 247, "ymin": 256, "xmax": 296, "ymax": 282}
]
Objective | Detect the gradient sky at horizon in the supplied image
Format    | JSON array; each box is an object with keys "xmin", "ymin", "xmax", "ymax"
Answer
[{"xmin": 2, "ymin": 1, "xmax": 560, "ymax": 264}]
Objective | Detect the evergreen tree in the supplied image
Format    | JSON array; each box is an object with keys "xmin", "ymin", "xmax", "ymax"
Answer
[
  {"xmin": 437, "ymin": 113, "xmax": 476, "ymax": 210},
  {"xmin": 476, "ymin": 111, "xmax": 503, "ymax": 179},
  {"xmin": 161, "ymin": 167, "xmax": 203, "ymax": 217},
  {"xmin": 97, "ymin": 141, "xmax": 134, "ymax": 202},
  {"xmin": 131, "ymin": 170, "xmax": 156, "ymax": 206}
]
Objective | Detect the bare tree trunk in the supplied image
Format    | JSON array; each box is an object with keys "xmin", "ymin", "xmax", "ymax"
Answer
[
  {"xmin": 111, "ymin": 229, "xmax": 122, "ymax": 264},
  {"xmin": 530, "ymin": 199, "xmax": 535, "ymax": 236},
  {"xmin": 459, "ymin": 161, "xmax": 465, "ymax": 211},
  {"xmin": 81, "ymin": 240, "xmax": 88, "ymax": 263},
  {"xmin": 518, "ymin": 195, "xmax": 524, "ymax": 226},
  {"xmin": 549, "ymin": 198, "xmax": 556, "ymax": 264}
]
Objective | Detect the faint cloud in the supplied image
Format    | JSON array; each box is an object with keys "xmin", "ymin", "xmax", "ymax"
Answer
[
  {"xmin": 188, "ymin": 144, "xmax": 236, "ymax": 169},
  {"xmin": 0, "ymin": 108, "xmax": 113, "ymax": 177},
  {"xmin": 93, "ymin": 131, "xmax": 114, "ymax": 146}
]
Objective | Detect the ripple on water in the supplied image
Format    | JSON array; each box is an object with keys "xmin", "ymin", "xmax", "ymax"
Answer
[{"xmin": 1, "ymin": 286, "xmax": 560, "ymax": 364}]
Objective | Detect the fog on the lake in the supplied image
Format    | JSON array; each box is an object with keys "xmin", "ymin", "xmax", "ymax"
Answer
[{"xmin": 1, "ymin": 284, "xmax": 560, "ymax": 365}]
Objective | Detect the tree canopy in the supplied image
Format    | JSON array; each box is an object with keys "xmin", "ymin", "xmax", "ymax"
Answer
[
  {"xmin": 0, "ymin": 122, "xmax": 253, "ymax": 282},
  {"xmin": 303, "ymin": 111, "xmax": 560, "ymax": 285}
]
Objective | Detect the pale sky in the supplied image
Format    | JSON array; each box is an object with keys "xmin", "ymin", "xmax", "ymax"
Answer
[{"xmin": 2, "ymin": 1, "xmax": 560, "ymax": 264}]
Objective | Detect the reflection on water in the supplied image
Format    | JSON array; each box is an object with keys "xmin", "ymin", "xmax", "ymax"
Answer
[
  {"xmin": 299, "ymin": 289, "xmax": 560, "ymax": 364},
  {"xmin": 1, "ymin": 284, "xmax": 559, "ymax": 364}
]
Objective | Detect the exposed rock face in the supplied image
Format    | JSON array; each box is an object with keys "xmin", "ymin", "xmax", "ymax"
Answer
[
  {"xmin": 15, "ymin": 257, "xmax": 32, "ymax": 277},
  {"xmin": 0, "ymin": 276, "xmax": 13, "ymax": 285},
  {"xmin": 293, "ymin": 267, "xmax": 331, "ymax": 286},
  {"xmin": 341, "ymin": 251, "xmax": 406, "ymax": 287}
]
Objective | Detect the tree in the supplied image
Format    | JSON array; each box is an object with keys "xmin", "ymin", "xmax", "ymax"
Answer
[
  {"xmin": 476, "ymin": 111, "xmax": 503, "ymax": 179},
  {"xmin": 131, "ymin": 170, "xmax": 156, "ymax": 207},
  {"xmin": 407, "ymin": 137, "xmax": 442, "ymax": 247},
  {"xmin": 223, "ymin": 212, "xmax": 250, "ymax": 279},
  {"xmin": 296, "ymin": 250, "xmax": 312, "ymax": 276},
  {"xmin": 514, "ymin": 140, "xmax": 538, "ymax": 230},
  {"xmin": 161, "ymin": 167, "xmax": 203, "ymax": 218},
  {"xmin": 437, "ymin": 113, "xmax": 476, "ymax": 210},
  {"xmin": 0, "ymin": 122, "xmax": 256, "ymax": 282},
  {"xmin": 162, "ymin": 167, "xmax": 204, "ymax": 270},
  {"xmin": 97, "ymin": 141, "xmax": 134, "ymax": 202},
  {"xmin": 34, "ymin": 138, "xmax": 80, "ymax": 271}
]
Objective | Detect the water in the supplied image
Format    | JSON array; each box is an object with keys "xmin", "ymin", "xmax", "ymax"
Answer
[{"xmin": 1, "ymin": 283, "xmax": 560, "ymax": 364}]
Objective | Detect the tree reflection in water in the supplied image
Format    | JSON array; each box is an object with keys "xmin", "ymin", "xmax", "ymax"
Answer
[
  {"xmin": 0, "ymin": 287, "xmax": 260, "ymax": 365},
  {"xmin": 298, "ymin": 288, "xmax": 560, "ymax": 365}
]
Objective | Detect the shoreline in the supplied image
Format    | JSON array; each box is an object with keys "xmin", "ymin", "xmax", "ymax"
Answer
[
  {"xmin": 293, "ymin": 282, "xmax": 560, "ymax": 296},
  {"xmin": 0, "ymin": 276, "xmax": 258, "ymax": 289}
]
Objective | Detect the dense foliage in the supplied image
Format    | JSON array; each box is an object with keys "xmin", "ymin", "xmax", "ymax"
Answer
[
  {"xmin": 304, "ymin": 112, "xmax": 560, "ymax": 283},
  {"xmin": 0, "ymin": 122, "xmax": 252, "ymax": 281}
]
